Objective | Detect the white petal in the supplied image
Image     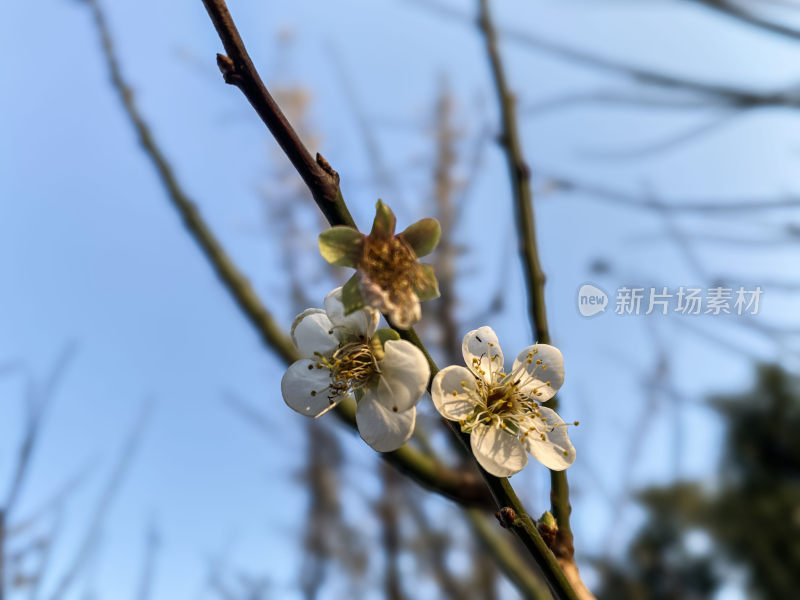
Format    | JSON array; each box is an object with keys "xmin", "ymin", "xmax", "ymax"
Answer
[
  {"xmin": 523, "ymin": 406, "xmax": 575, "ymax": 471},
  {"xmin": 431, "ymin": 365, "xmax": 481, "ymax": 421},
  {"xmin": 372, "ymin": 340, "xmax": 430, "ymax": 412},
  {"xmin": 356, "ymin": 398, "xmax": 416, "ymax": 452},
  {"xmin": 470, "ymin": 422, "xmax": 527, "ymax": 477},
  {"xmin": 386, "ymin": 296, "xmax": 421, "ymax": 330},
  {"xmin": 281, "ymin": 359, "xmax": 340, "ymax": 416},
  {"xmin": 324, "ymin": 286, "xmax": 380, "ymax": 339},
  {"xmin": 511, "ymin": 344, "xmax": 565, "ymax": 402},
  {"xmin": 291, "ymin": 309, "xmax": 337, "ymax": 359},
  {"xmin": 462, "ymin": 326, "xmax": 504, "ymax": 384}
]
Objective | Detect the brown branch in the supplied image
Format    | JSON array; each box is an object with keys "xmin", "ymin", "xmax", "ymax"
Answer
[
  {"xmin": 404, "ymin": 0, "xmax": 800, "ymax": 110},
  {"xmin": 4, "ymin": 344, "xmax": 77, "ymax": 516},
  {"xmin": 467, "ymin": 509, "xmax": 552, "ymax": 600},
  {"xmin": 477, "ymin": 0, "xmax": 549, "ymax": 347},
  {"xmin": 48, "ymin": 401, "xmax": 151, "ymax": 600},
  {"xmin": 200, "ymin": 0, "xmax": 355, "ymax": 229},
  {"xmin": 85, "ymin": 0, "xmax": 490, "ymax": 508},
  {"xmin": 538, "ymin": 170, "xmax": 800, "ymax": 213},
  {"xmin": 477, "ymin": 1, "xmax": 589, "ymax": 596},
  {"xmin": 430, "ymin": 80, "xmax": 462, "ymax": 363},
  {"xmin": 199, "ymin": 2, "xmax": 579, "ymax": 597},
  {"xmin": 689, "ymin": 0, "xmax": 800, "ymax": 41}
]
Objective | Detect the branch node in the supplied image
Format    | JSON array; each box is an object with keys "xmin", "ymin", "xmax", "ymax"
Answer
[
  {"xmin": 514, "ymin": 160, "xmax": 531, "ymax": 181},
  {"xmin": 316, "ymin": 152, "xmax": 340, "ymax": 184},
  {"xmin": 215, "ymin": 53, "xmax": 241, "ymax": 85},
  {"xmin": 495, "ymin": 506, "xmax": 516, "ymax": 529}
]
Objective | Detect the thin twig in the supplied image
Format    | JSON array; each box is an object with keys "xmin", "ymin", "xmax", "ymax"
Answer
[
  {"xmin": 200, "ymin": 0, "xmax": 354, "ymax": 228},
  {"xmin": 689, "ymin": 0, "xmax": 800, "ymax": 41},
  {"xmin": 198, "ymin": 1, "xmax": 579, "ymax": 597},
  {"xmin": 467, "ymin": 509, "xmax": 552, "ymax": 600},
  {"xmin": 477, "ymin": 1, "xmax": 588, "ymax": 596},
  {"xmin": 48, "ymin": 400, "xmax": 151, "ymax": 600},
  {"xmin": 4, "ymin": 344, "xmax": 78, "ymax": 516},
  {"xmin": 538, "ymin": 170, "xmax": 800, "ymax": 213},
  {"xmin": 404, "ymin": 0, "xmax": 800, "ymax": 110},
  {"xmin": 86, "ymin": 0, "xmax": 491, "ymax": 509}
]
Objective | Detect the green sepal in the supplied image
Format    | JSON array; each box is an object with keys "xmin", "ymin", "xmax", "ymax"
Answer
[
  {"xmin": 341, "ymin": 274, "xmax": 364, "ymax": 315},
  {"xmin": 319, "ymin": 226, "xmax": 363, "ymax": 267},
  {"xmin": 413, "ymin": 264, "xmax": 440, "ymax": 301},
  {"xmin": 399, "ymin": 218, "xmax": 440, "ymax": 258},
  {"xmin": 369, "ymin": 199, "xmax": 397, "ymax": 238}
]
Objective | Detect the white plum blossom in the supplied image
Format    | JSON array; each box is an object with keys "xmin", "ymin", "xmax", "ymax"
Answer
[
  {"xmin": 432, "ymin": 326, "xmax": 576, "ymax": 477},
  {"xmin": 281, "ymin": 287, "xmax": 430, "ymax": 452}
]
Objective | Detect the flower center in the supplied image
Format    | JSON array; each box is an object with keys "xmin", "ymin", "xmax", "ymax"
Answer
[
  {"xmin": 316, "ymin": 340, "xmax": 379, "ymax": 401},
  {"xmin": 485, "ymin": 384, "xmax": 519, "ymax": 416},
  {"xmin": 361, "ymin": 236, "xmax": 421, "ymax": 297}
]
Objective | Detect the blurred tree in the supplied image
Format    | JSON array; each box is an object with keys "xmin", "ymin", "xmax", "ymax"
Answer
[{"xmin": 595, "ymin": 364, "xmax": 800, "ymax": 599}]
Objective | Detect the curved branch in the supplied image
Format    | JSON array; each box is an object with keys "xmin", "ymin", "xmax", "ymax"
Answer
[
  {"xmin": 200, "ymin": 0, "xmax": 354, "ymax": 229},
  {"xmin": 477, "ymin": 0, "xmax": 587, "ymax": 595},
  {"xmin": 404, "ymin": 0, "xmax": 800, "ymax": 110},
  {"xmin": 85, "ymin": 0, "xmax": 491, "ymax": 509},
  {"xmin": 689, "ymin": 0, "xmax": 800, "ymax": 41},
  {"xmin": 198, "ymin": 1, "xmax": 579, "ymax": 598}
]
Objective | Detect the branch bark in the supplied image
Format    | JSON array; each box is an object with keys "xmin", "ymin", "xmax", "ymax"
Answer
[
  {"xmin": 198, "ymin": 1, "xmax": 580, "ymax": 597},
  {"xmin": 477, "ymin": 0, "xmax": 590, "ymax": 596},
  {"xmin": 406, "ymin": 0, "xmax": 800, "ymax": 110},
  {"xmin": 200, "ymin": 0, "xmax": 354, "ymax": 229},
  {"xmin": 85, "ymin": 0, "xmax": 491, "ymax": 509}
]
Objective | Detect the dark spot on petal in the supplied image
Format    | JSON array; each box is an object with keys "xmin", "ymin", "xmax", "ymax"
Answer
[
  {"xmin": 392, "ymin": 406, "xmax": 398, "ymax": 412},
  {"xmin": 476, "ymin": 336, "xmax": 483, "ymax": 343}
]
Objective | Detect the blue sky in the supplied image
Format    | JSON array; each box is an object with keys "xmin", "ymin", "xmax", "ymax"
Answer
[{"xmin": 2, "ymin": 0, "xmax": 799, "ymax": 597}]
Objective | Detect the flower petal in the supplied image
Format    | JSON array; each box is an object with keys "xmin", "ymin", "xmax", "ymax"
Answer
[
  {"xmin": 462, "ymin": 326, "xmax": 504, "ymax": 384},
  {"xmin": 431, "ymin": 365, "xmax": 481, "ymax": 421},
  {"xmin": 372, "ymin": 340, "xmax": 429, "ymax": 412},
  {"xmin": 358, "ymin": 272, "xmax": 421, "ymax": 329},
  {"xmin": 523, "ymin": 406, "xmax": 575, "ymax": 471},
  {"xmin": 324, "ymin": 286, "xmax": 379, "ymax": 339},
  {"xmin": 470, "ymin": 423, "xmax": 528, "ymax": 477},
  {"xmin": 511, "ymin": 344, "xmax": 565, "ymax": 402},
  {"xmin": 281, "ymin": 359, "xmax": 339, "ymax": 417},
  {"xmin": 291, "ymin": 309, "xmax": 337, "ymax": 359},
  {"xmin": 356, "ymin": 398, "xmax": 416, "ymax": 452}
]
